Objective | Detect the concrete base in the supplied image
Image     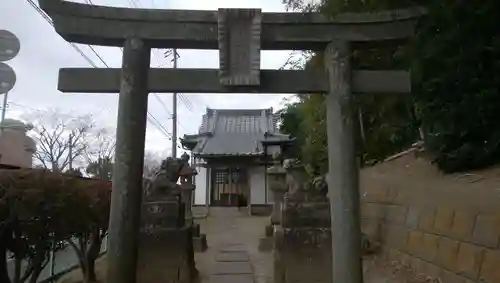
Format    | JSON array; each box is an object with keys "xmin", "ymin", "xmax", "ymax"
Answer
[
  {"xmin": 193, "ymin": 234, "xmax": 208, "ymax": 252},
  {"xmin": 258, "ymin": 236, "xmax": 273, "ymax": 252}
]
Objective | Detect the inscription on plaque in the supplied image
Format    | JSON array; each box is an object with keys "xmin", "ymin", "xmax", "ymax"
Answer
[{"xmin": 218, "ymin": 9, "xmax": 261, "ymax": 86}]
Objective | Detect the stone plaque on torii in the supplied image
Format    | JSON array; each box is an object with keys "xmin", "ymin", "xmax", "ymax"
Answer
[{"xmin": 38, "ymin": 1, "xmax": 424, "ymax": 282}]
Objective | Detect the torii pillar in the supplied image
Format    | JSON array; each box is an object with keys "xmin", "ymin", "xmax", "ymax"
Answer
[{"xmin": 107, "ymin": 38, "xmax": 150, "ymax": 283}]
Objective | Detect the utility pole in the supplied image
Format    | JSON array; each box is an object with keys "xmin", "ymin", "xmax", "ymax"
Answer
[{"xmin": 171, "ymin": 48, "xmax": 178, "ymax": 158}]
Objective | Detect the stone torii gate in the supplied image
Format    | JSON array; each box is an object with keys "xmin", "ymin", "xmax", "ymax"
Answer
[{"xmin": 38, "ymin": 1, "xmax": 423, "ymax": 282}]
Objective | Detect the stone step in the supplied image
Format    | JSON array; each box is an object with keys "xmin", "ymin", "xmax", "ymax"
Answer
[
  {"xmin": 218, "ymin": 244, "xmax": 246, "ymax": 253},
  {"xmin": 215, "ymin": 252, "xmax": 250, "ymax": 262},
  {"xmin": 212, "ymin": 262, "xmax": 252, "ymax": 275},
  {"xmin": 209, "ymin": 274, "xmax": 253, "ymax": 283}
]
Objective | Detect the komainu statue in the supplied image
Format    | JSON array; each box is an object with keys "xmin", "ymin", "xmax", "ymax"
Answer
[
  {"xmin": 145, "ymin": 157, "xmax": 185, "ymax": 198},
  {"xmin": 283, "ymin": 158, "xmax": 307, "ymax": 197},
  {"xmin": 311, "ymin": 175, "xmax": 328, "ymax": 197},
  {"xmin": 308, "ymin": 174, "xmax": 380, "ymax": 255}
]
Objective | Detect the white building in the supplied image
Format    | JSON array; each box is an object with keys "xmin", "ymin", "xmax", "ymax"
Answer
[
  {"xmin": 181, "ymin": 108, "xmax": 292, "ymax": 214},
  {"xmin": 0, "ymin": 118, "xmax": 36, "ymax": 168}
]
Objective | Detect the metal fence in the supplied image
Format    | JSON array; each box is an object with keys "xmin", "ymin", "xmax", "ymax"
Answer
[{"xmin": 7, "ymin": 236, "xmax": 108, "ymax": 283}]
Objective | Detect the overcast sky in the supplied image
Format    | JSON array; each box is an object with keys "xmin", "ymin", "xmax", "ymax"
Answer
[{"xmin": 0, "ymin": 0, "xmax": 297, "ymax": 156}]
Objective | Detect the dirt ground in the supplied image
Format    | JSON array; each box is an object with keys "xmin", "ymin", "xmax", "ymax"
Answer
[{"xmin": 58, "ymin": 207, "xmax": 436, "ymax": 283}]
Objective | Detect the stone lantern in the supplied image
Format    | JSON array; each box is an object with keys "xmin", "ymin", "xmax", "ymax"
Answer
[
  {"xmin": 179, "ymin": 152, "xmax": 197, "ymax": 223},
  {"xmin": 267, "ymin": 151, "xmax": 286, "ymax": 225},
  {"xmin": 178, "ymin": 152, "xmax": 207, "ymax": 252}
]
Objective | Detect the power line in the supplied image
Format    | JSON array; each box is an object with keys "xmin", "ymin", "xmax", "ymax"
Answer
[
  {"xmin": 163, "ymin": 50, "xmax": 194, "ymax": 113},
  {"xmin": 147, "ymin": 112, "xmax": 172, "ymax": 140},
  {"xmin": 118, "ymin": 0, "xmax": 176, "ymax": 138},
  {"xmin": 179, "ymin": 94, "xmax": 193, "ymax": 112},
  {"xmin": 26, "ymin": 0, "xmax": 99, "ymax": 68},
  {"xmin": 88, "ymin": 46, "xmax": 110, "ymax": 67},
  {"xmin": 109, "ymin": 0, "xmax": 176, "ymax": 128},
  {"xmin": 132, "ymin": 0, "xmax": 195, "ymax": 117},
  {"xmin": 33, "ymin": 0, "xmax": 201, "ymax": 151},
  {"xmin": 26, "ymin": 0, "xmax": 172, "ymax": 139},
  {"xmin": 131, "ymin": 0, "xmax": 191, "ymax": 152}
]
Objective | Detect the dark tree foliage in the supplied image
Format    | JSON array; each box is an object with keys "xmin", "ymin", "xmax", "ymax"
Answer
[
  {"xmin": 276, "ymin": 102, "xmax": 304, "ymax": 158},
  {"xmin": 412, "ymin": 0, "xmax": 500, "ymax": 172},
  {"xmin": 0, "ymin": 169, "xmax": 111, "ymax": 283},
  {"xmin": 280, "ymin": 0, "xmax": 500, "ymax": 173}
]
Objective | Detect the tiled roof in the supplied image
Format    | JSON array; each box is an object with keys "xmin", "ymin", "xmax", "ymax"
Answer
[{"xmin": 182, "ymin": 108, "xmax": 290, "ymax": 157}]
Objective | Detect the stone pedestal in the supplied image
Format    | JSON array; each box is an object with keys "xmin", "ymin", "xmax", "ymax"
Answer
[
  {"xmin": 141, "ymin": 197, "xmax": 185, "ymax": 229},
  {"xmin": 137, "ymin": 226, "xmax": 197, "ymax": 283},
  {"xmin": 137, "ymin": 195, "xmax": 198, "ymax": 283},
  {"xmin": 273, "ymin": 181, "xmax": 332, "ymax": 283}
]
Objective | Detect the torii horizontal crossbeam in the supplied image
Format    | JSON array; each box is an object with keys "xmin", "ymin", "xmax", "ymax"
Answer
[
  {"xmin": 58, "ymin": 68, "xmax": 411, "ymax": 94},
  {"xmin": 39, "ymin": 0, "xmax": 425, "ymax": 49}
]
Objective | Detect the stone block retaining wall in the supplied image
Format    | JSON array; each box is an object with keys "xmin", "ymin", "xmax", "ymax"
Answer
[{"xmin": 360, "ymin": 153, "xmax": 500, "ymax": 283}]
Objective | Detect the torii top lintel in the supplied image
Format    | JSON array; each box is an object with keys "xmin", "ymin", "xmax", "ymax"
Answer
[{"xmin": 38, "ymin": 0, "xmax": 425, "ymax": 50}]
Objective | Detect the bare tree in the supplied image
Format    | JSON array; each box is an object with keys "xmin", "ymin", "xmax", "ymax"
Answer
[
  {"xmin": 85, "ymin": 128, "xmax": 116, "ymax": 180},
  {"xmin": 23, "ymin": 109, "xmax": 95, "ymax": 172},
  {"xmin": 143, "ymin": 150, "xmax": 164, "ymax": 177},
  {"xmin": 84, "ymin": 128, "xmax": 115, "ymax": 163}
]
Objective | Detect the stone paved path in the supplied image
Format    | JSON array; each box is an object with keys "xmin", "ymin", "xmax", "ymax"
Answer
[{"xmin": 194, "ymin": 207, "xmax": 273, "ymax": 283}]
